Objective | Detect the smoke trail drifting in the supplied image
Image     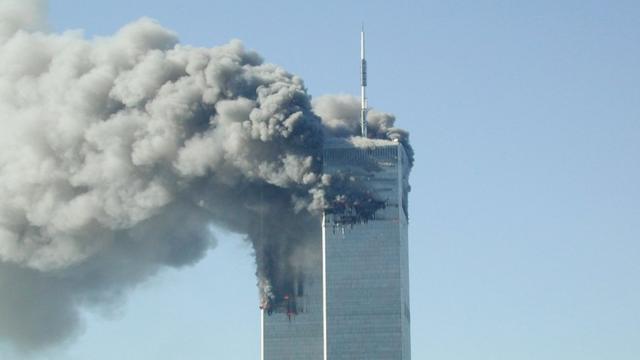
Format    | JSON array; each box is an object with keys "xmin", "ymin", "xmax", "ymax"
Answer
[{"xmin": 0, "ymin": 0, "xmax": 412, "ymax": 349}]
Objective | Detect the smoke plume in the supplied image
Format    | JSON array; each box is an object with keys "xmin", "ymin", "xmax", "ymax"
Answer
[{"xmin": 0, "ymin": 0, "xmax": 412, "ymax": 350}]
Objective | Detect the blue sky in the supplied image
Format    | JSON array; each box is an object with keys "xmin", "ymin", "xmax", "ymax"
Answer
[{"xmin": 3, "ymin": 0, "xmax": 639, "ymax": 359}]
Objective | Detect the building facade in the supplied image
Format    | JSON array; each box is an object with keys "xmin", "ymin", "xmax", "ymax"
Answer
[
  {"xmin": 262, "ymin": 138, "xmax": 411, "ymax": 359},
  {"xmin": 261, "ymin": 267, "xmax": 324, "ymax": 359}
]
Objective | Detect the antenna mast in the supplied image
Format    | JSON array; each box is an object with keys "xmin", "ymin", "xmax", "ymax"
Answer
[{"xmin": 360, "ymin": 26, "xmax": 368, "ymax": 138}]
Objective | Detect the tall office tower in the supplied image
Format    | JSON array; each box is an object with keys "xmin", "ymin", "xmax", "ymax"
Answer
[
  {"xmin": 261, "ymin": 28, "xmax": 410, "ymax": 359},
  {"xmin": 322, "ymin": 137, "xmax": 411, "ymax": 360},
  {"xmin": 261, "ymin": 137, "xmax": 411, "ymax": 360}
]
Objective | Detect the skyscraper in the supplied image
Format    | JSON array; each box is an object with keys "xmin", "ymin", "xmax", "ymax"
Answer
[
  {"xmin": 322, "ymin": 137, "xmax": 411, "ymax": 360},
  {"xmin": 261, "ymin": 29, "xmax": 411, "ymax": 359},
  {"xmin": 261, "ymin": 137, "xmax": 411, "ymax": 360}
]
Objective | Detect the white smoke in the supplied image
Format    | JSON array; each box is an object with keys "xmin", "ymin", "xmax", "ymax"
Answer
[{"xmin": 0, "ymin": 0, "xmax": 412, "ymax": 350}]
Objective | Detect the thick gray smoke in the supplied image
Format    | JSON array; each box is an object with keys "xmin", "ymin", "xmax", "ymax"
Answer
[{"xmin": 0, "ymin": 0, "xmax": 412, "ymax": 350}]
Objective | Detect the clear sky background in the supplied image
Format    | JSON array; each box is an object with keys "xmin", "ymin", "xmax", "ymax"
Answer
[{"xmin": 2, "ymin": 0, "xmax": 639, "ymax": 359}]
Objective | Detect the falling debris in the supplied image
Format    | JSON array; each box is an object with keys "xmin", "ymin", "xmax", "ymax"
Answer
[{"xmin": 0, "ymin": 0, "xmax": 412, "ymax": 350}]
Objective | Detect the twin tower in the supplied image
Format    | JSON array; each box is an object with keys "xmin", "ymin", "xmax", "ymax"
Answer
[{"xmin": 261, "ymin": 30, "xmax": 412, "ymax": 360}]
